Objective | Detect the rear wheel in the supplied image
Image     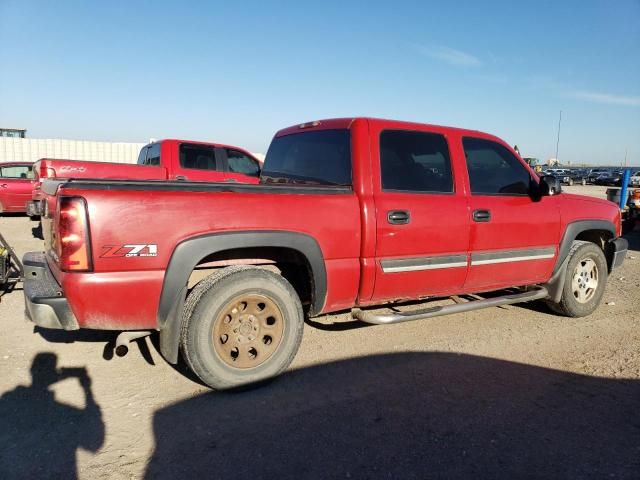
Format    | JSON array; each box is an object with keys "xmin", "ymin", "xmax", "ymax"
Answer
[
  {"xmin": 180, "ymin": 266, "xmax": 304, "ymax": 389},
  {"xmin": 546, "ymin": 241, "xmax": 608, "ymax": 317},
  {"xmin": 568, "ymin": 178, "xmax": 574, "ymax": 186},
  {"xmin": 581, "ymin": 178, "xmax": 586, "ymax": 186}
]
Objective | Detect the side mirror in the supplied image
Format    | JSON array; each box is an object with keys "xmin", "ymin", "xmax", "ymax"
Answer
[{"xmin": 539, "ymin": 175, "xmax": 562, "ymax": 196}]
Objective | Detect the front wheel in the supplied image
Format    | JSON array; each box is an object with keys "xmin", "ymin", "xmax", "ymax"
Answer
[
  {"xmin": 568, "ymin": 178, "xmax": 574, "ymax": 186},
  {"xmin": 546, "ymin": 241, "xmax": 608, "ymax": 317},
  {"xmin": 180, "ymin": 266, "xmax": 304, "ymax": 389},
  {"xmin": 581, "ymin": 178, "xmax": 586, "ymax": 186}
]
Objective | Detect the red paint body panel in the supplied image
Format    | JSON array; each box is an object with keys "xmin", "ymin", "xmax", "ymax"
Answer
[
  {"xmin": 41, "ymin": 118, "xmax": 623, "ymax": 331},
  {"xmin": 0, "ymin": 162, "xmax": 34, "ymax": 213}
]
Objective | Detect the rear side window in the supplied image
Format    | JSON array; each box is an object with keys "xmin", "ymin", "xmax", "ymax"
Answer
[
  {"xmin": 262, "ymin": 129, "xmax": 351, "ymax": 186},
  {"xmin": 380, "ymin": 130, "xmax": 453, "ymax": 193},
  {"xmin": 146, "ymin": 143, "xmax": 161, "ymax": 166},
  {"xmin": 180, "ymin": 144, "xmax": 217, "ymax": 171},
  {"xmin": 463, "ymin": 137, "xmax": 531, "ymax": 195},
  {"xmin": 137, "ymin": 146, "xmax": 148, "ymax": 165},
  {"xmin": 226, "ymin": 149, "xmax": 260, "ymax": 177},
  {"xmin": 0, "ymin": 165, "xmax": 33, "ymax": 179}
]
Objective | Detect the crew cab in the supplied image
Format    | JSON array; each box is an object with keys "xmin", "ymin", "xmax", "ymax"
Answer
[
  {"xmin": 0, "ymin": 162, "xmax": 34, "ymax": 214},
  {"xmin": 26, "ymin": 139, "xmax": 261, "ymax": 216},
  {"xmin": 23, "ymin": 118, "xmax": 628, "ymax": 389}
]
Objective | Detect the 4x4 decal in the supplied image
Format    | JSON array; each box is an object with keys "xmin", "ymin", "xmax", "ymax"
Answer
[{"xmin": 100, "ymin": 244, "xmax": 158, "ymax": 258}]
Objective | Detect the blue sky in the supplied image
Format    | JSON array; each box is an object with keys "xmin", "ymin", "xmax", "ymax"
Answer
[{"xmin": 1, "ymin": 0, "xmax": 638, "ymax": 165}]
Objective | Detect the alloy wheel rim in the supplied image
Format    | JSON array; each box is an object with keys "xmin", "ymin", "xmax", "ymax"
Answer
[{"xmin": 571, "ymin": 258, "xmax": 598, "ymax": 304}]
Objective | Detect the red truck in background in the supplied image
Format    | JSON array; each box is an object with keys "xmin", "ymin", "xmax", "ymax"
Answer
[
  {"xmin": 0, "ymin": 162, "xmax": 35, "ymax": 214},
  {"xmin": 27, "ymin": 139, "xmax": 261, "ymax": 216},
  {"xmin": 24, "ymin": 117, "xmax": 628, "ymax": 390}
]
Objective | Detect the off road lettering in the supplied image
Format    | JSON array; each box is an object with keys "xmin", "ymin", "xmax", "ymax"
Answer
[{"xmin": 100, "ymin": 244, "xmax": 157, "ymax": 258}]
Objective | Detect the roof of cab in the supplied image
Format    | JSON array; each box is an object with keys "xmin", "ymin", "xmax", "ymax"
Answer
[{"xmin": 274, "ymin": 117, "xmax": 502, "ymax": 143}]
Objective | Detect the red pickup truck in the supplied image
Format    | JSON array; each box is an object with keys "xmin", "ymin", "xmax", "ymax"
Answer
[
  {"xmin": 0, "ymin": 162, "xmax": 34, "ymax": 214},
  {"xmin": 23, "ymin": 118, "xmax": 628, "ymax": 389},
  {"xmin": 27, "ymin": 139, "xmax": 261, "ymax": 216}
]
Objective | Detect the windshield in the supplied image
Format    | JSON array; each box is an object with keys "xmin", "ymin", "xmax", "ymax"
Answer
[{"xmin": 262, "ymin": 129, "xmax": 352, "ymax": 186}]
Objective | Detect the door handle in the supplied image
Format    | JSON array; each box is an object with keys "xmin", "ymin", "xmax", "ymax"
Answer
[
  {"xmin": 387, "ymin": 210, "xmax": 410, "ymax": 225},
  {"xmin": 472, "ymin": 209, "xmax": 491, "ymax": 222},
  {"xmin": 0, "ymin": 184, "xmax": 8, "ymax": 188},
  {"xmin": 175, "ymin": 175, "xmax": 187, "ymax": 181}
]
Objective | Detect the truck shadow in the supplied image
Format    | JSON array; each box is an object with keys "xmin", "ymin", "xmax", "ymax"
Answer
[{"xmin": 145, "ymin": 352, "xmax": 640, "ymax": 479}]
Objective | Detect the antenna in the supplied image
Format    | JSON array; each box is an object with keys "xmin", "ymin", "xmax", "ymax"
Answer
[{"xmin": 555, "ymin": 110, "xmax": 562, "ymax": 164}]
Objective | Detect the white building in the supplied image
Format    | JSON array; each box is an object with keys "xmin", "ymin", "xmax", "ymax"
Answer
[
  {"xmin": 0, "ymin": 137, "xmax": 145, "ymax": 164},
  {"xmin": 0, "ymin": 136, "xmax": 265, "ymax": 164}
]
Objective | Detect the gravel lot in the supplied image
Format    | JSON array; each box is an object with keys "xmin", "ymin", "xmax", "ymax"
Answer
[{"xmin": 1, "ymin": 185, "xmax": 639, "ymax": 479}]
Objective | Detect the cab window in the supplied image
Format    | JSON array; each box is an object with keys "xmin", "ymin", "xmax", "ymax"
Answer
[
  {"xmin": 380, "ymin": 130, "xmax": 453, "ymax": 193},
  {"xmin": 226, "ymin": 149, "xmax": 260, "ymax": 177},
  {"xmin": 463, "ymin": 137, "xmax": 531, "ymax": 195},
  {"xmin": 0, "ymin": 165, "xmax": 33, "ymax": 179},
  {"xmin": 179, "ymin": 144, "xmax": 217, "ymax": 171},
  {"xmin": 146, "ymin": 143, "xmax": 161, "ymax": 166}
]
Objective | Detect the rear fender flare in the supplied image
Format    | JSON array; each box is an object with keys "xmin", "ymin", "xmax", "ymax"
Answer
[{"xmin": 158, "ymin": 231, "xmax": 326, "ymax": 363}]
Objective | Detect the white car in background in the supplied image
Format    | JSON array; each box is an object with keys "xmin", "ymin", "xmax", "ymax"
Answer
[{"xmin": 630, "ymin": 171, "xmax": 640, "ymax": 186}]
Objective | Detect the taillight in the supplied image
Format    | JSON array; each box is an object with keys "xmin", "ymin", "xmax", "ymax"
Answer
[
  {"xmin": 56, "ymin": 197, "xmax": 92, "ymax": 271},
  {"xmin": 39, "ymin": 162, "xmax": 55, "ymax": 178}
]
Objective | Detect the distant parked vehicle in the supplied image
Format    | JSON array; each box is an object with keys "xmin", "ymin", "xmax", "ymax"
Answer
[
  {"xmin": 629, "ymin": 171, "xmax": 640, "ymax": 187},
  {"xmin": 587, "ymin": 168, "xmax": 609, "ymax": 184},
  {"xmin": 27, "ymin": 139, "xmax": 262, "ymax": 216},
  {"xmin": 545, "ymin": 168, "xmax": 586, "ymax": 186},
  {"xmin": 595, "ymin": 171, "xmax": 624, "ymax": 186},
  {"xmin": 0, "ymin": 162, "xmax": 34, "ymax": 214}
]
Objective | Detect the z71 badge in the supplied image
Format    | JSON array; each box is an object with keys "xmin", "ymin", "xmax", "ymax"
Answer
[{"xmin": 100, "ymin": 244, "xmax": 158, "ymax": 258}]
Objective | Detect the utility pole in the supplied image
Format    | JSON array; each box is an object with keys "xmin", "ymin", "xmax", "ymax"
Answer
[{"xmin": 555, "ymin": 110, "xmax": 562, "ymax": 164}]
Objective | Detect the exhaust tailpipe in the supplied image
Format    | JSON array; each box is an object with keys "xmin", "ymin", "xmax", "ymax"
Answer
[{"xmin": 115, "ymin": 330, "xmax": 152, "ymax": 357}]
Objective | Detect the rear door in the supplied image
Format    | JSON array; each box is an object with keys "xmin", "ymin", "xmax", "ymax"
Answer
[
  {"xmin": 171, "ymin": 143, "xmax": 225, "ymax": 182},
  {"xmin": 0, "ymin": 164, "xmax": 34, "ymax": 211},
  {"xmin": 370, "ymin": 127, "xmax": 470, "ymax": 302},
  {"xmin": 461, "ymin": 136, "xmax": 561, "ymax": 291}
]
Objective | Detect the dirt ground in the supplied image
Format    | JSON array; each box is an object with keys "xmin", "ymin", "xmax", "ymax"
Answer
[{"xmin": 1, "ymin": 185, "xmax": 639, "ymax": 479}]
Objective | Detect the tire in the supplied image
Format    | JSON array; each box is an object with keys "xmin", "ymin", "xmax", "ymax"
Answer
[
  {"xmin": 581, "ymin": 178, "xmax": 586, "ymax": 186},
  {"xmin": 180, "ymin": 266, "xmax": 304, "ymax": 390},
  {"xmin": 568, "ymin": 178, "xmax": 574, "ymax": 186},
  {"xmin": 546, "ymin": 241, "xmax": 608, "ymax": 317}
]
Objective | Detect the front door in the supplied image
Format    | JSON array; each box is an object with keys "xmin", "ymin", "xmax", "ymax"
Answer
[
  {"xmin": 371, "ymin": 127, "xmax": 470, "ymax": 302},
  {"xmin": 461, "ymin": 136, "xmax": 561, "ymax": 291}
]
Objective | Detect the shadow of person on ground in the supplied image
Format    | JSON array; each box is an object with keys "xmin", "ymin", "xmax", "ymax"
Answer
[
  {"xmin": 0, "ymin": 353, "xmax": 104, "ymax": 479},
  {"xmin": 146, "ymin": 352, "xmax": 640, "ymax": 479}
]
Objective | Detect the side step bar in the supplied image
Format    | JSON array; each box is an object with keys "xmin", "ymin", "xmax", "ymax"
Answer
[{"xmin": 352, "ymin": 286, "xmax": 548, "ymax": 325}]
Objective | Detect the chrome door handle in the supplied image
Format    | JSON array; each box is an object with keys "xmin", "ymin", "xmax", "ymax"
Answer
[{"xmin": 387, "ymin": 210, "xmax": 410, "ymax": 225}]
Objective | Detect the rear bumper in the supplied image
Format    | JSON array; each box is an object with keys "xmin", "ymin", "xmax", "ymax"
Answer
[
  {"xmin": 610, "ymin": 237, "xmax": 628, "ymax": 270},
  {"xmin": 23, "ymin": 252, "xmax": 78, "ymax": 330}
]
